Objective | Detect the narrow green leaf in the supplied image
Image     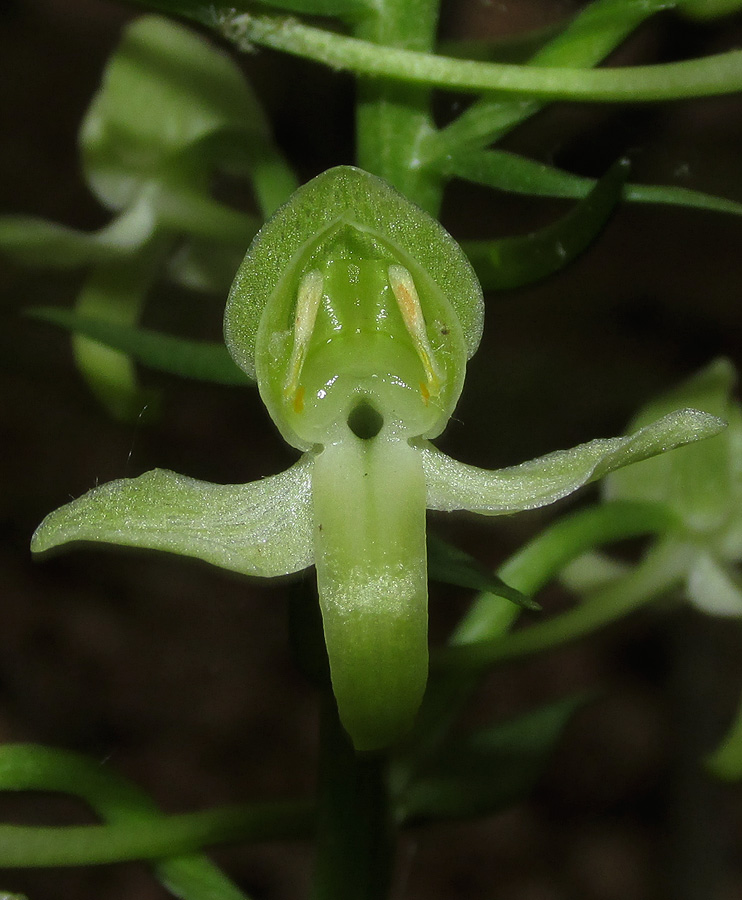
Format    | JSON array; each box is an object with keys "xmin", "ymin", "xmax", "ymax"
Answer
[
  {"xmin": 409, "ymin": 502, "xmax": 680, "ymax": 768},
  {"xmin": 438, "ymin": 539, "xmax": 689, "ymax": 669},
  {"xmin": 462, "ymin": 158, "xmax": 629, "ymax": 291},
  {"xmin": 443, "ymin": 149, "xmax": 742, "ymax": 218},
  {"xmin": 421, "ymin": 409, "xmax": 726, "ymax": 515},
  {"xmin": 29, "ymin": 308, "xmax": 251, "ymax": 386},
  {"xmin": 399, "ymin": 693, "xmax": 589, "ymax": 822},
  {"xmin": 31, "ymin": 454, "xmax": 315, "ymax": 579},
  {"xmin": 427, "ymin": 533, "xmax": 539, "ymax": 610},
  {"xmin": 452, "ymin": 501, "xmax": 680, "ymax": 647}
]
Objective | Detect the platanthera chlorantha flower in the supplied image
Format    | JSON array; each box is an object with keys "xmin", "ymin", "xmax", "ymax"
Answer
[
  {"xmin": 0, "ymin": 15, "xmax": 290, "ymax": 419},
  {"xmin": 31, "ymin": 167, "xmax": 725, "ymax": 752},
  {"xmin": 568, "ymin": 359, "xmax": 742, "ymax": 780},
  {"xmin": 600, "ymin": 358, "xmax": 742, "ymax": 617}
]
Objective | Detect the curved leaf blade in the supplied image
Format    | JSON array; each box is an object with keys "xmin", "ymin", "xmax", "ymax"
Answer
[
  {"xmin": 427, "ymin": 533, "xmax": 539, "ymax": 610},
  {"xmin": 462, "ymin": 158, "xmax": 629, "ymax": 290}
]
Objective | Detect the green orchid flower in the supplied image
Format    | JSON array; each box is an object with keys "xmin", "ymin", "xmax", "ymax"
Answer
[
  {"xmin": 599, "ymin": 358, "xmax": 742, "ymax": 616},
  {"xmin": 559, "ymin": 359, "xmax": 742, "ymax": 778},
  {"xmin": 1, "ymin": 15, "xmax": 294, "ymax": 419},
  {"xmin": 31, "ymin": 167, "xmax": 725, "ymax": 752}
]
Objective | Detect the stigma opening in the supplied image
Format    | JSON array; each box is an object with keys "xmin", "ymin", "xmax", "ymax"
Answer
[{"xmin": 347, "ymin": 400, "xmax": 384, "ymax": 440}]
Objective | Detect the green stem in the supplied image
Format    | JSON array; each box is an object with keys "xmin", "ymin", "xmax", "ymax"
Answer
[
  {"xmin": 218, "ymin": 12, "xmax": 742, "ymax": 104},
  {"xmin": 311, "ymin": 694, "xmax": 395, "ymax": 900},
  {"xmin": 0, "ymin": 743, "xmax": 252, "ymax": 899},
  {"xmin": 352, "ymin": 0, "xmax": 443, "ymax": 213},
  {"xmin": 293, "ymin": 582, "xmax": 395, "ymax": 900},
  {"xmin": 0, "ymin": 802, "xmax": 314, "ymax": 868}
]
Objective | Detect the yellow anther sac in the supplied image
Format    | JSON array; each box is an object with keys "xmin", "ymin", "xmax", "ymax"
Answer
[
  {"xmin": 284, "ymin": 269, "xmax": 324, "ymax": 404},
  {"xmin": 388, "ymin": 264, "xmax": 442, "ymax": 398},
  {"xmin": 293, "ymin": 384, "xmax": 305, "ymax": 414}
]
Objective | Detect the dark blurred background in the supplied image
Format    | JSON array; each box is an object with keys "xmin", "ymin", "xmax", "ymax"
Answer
[{"xmin": 2, "ymin": 0, "xmax": 742, "ymax": 897}]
